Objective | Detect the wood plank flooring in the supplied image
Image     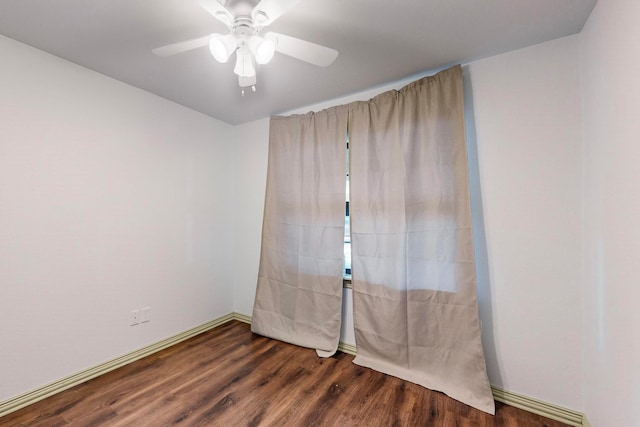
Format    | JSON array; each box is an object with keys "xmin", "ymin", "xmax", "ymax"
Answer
[{"xmin": 1, "ymin": 321, "xmax": 569, "ymax": 426}]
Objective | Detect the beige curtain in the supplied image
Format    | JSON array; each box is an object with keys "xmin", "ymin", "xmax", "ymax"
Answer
[
  {"xmin": 348, "ymin": 66, "xmax": 495, "ymax": 413},
  {"xmin": 251, "ymin": 106, "xmax": 348, "ymax": 357}
]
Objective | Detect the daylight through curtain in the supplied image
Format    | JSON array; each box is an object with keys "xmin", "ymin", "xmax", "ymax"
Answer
[
  {"xmin": 251, "ymin": 106, "xmax": 348, "ymax": 357},
  {"xmin": 348, "ymin": 66, "xmax": 495, "ymax": 413}
]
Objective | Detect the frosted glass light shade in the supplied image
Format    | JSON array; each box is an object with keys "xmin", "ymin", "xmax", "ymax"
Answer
[
  {"xmin": 249, "ymin": 36, "xmax": 276, "ymax": 64},
  {"xmin": 209, "ymin": 34, "xmax": 237, "ymax": 63}
]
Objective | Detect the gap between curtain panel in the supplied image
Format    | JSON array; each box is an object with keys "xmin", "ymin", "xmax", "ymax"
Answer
[{"xmin": 251, "ymin": 65, "xmax": 494, "ymax": 414}]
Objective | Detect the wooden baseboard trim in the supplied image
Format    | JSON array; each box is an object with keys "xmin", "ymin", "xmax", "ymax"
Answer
[
  {"xmin": 337, "ymin": 341, "xmax": 357, "ymax": 355},
  {"xmin": 0, "ymin": 313, "xmax": 235, "ymax": 418},
  {"xmin": 491, "ymin": 386, "xmax": 585, "ymax": 426},
  {"xmin": 0, "ymin": 311, "xmax": 590, "ymax": 427},
  {"xmin": 232, "ymin": 312, "xmax": 252, "ymax": 324}
]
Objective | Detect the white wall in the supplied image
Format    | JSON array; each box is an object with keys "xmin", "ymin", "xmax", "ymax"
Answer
[
  {"xmin": 580, "ymin": 0, "xmax": 640, "ymax": 425},
  {"xmin": 467, "ymin": 36, "xmax": 582, "ymax": 409},
  {"xmin": 232, "ymin": 36, "xmax": 584, "ymax": 410},
  {"xmin": 0, "ymin": 35, "xmax": 235, "ymax": 401},
  {"xmin": 232, "ymin": 118, "xmax": 269, "ymax": 316}
]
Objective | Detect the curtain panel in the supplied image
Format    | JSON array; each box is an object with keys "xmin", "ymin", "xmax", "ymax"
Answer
[
  {"xmin": 348, "ymin": 66, "xmax": 494, "ymax": 413},
  {"xmin": 251, "ymin": 106, "xmax": 348, "ymax": 357}
]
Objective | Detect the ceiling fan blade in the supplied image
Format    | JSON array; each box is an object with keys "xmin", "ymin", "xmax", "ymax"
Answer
[
  {"xmin": 265, "ymin": 32, "xmax": 338, "ymax": 67},
  {"xmin": 199, "ymin": 0, "xmax": 234, "ymax": 27},
  {"xmin": 252, "ymin": 0, "xmax": 302, "ymax": 26},
  {"xmin": 152, "ymin": 35, "xmax": 211, "ymax": 57}
]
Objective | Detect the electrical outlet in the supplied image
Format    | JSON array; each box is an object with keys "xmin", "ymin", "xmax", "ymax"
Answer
[
  {"xmin": 140, "ymin": 307, "xmax": 150, "ymax": 323},
  {"xmin": 131, "ymin": 309, "xmax": 140, "ymax": 326}
]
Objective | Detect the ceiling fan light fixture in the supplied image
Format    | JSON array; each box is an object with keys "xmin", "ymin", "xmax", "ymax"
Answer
[
  {"xmin": 154, "ymin": 0, "xmax": 340, "ymax": 92},
  {"xmin": 234, "ymin": 47, "xmax": 256, "ymax": 78},
  {"xmin": 209, "ymin": 33, "xmax": 237, "ymax": 63},
  {"xmin": 239, "ymin": 74, "xmax": 257, "ymax": 88},
  {"xmin": 249, "ymin": 36, "xmax": 276, "ymax": 65}
]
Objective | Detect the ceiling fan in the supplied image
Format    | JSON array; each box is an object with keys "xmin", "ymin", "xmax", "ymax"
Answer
[{"xmin": 153, "ymin": 0, "xmax": 339, "ymax": 94}]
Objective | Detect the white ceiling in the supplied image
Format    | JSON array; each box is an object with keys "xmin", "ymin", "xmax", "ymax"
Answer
[{"xmin": 0, "ymin": 0, "xmax": 596, "ymax": 125}]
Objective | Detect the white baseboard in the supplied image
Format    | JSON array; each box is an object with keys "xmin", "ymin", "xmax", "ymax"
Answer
[
  {"xmin": 232, "ymin": 312, "xmax": 252, "ymax": 324},
  {"xmin": 0, "ymin": 311, "xmax": 590, "ymax": 427},
  {"xmin": 491, "ymin": 386, "xmax": 585, "ymax": 426},
  {"xmin": 338, "ymin": 341, "xmax": 357, "ymax": 355},
  {"xmin": 0, "ymin": 313, "xmax": 235, "ymax": 418}
]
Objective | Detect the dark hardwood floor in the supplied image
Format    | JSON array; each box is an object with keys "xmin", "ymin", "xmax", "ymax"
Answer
[{"xmin": 1, "ymin": 321, "xmax": 569, "ymax": 426}]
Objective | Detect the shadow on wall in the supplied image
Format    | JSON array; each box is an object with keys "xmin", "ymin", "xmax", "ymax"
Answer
[{"xmin": 462, "ymin": 65, "xmax": 502, "ymax": 387}]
